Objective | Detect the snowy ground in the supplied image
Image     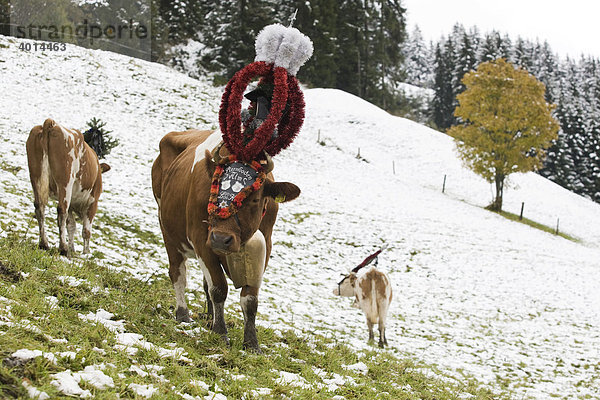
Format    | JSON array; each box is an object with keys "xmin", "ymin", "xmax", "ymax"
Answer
[{"xmin": 1, "ymin": 35, "xmax": 599, "ymax": 399}]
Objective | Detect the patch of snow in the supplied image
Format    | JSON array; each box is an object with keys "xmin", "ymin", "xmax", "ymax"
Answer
[
  {"xmin": 130, "ymin": 364, "xmax": 167, "ymax": 382},
  {"xmin": 273, "ymin": 370, "xmax": 311, "ymax": 389},
  {"xmin": 92, "ymin": 346, "xmax": 107, "ymax": 355},
  {"xmin": 128, "ymin": 383, "xmax": 158, "ymax": 398},
  {"xmin": 21, "ymin": 380, "xmax": 49, "ymax": 400},
  {"xmin": 57, "ymin": 351, "xmax": 77, "ymax": 360},
  {"xmin": 78, "ymin": 309, "xmax": 125, "ymax": 333},
  {"xmin": 75, "ymin": 365, "xmax": 115, "ymax": 390},
  {"xmin": 190, "ymin": 380, "xmax": 210, "ymax": 391},
  {"xmin": 249, "ymin": 388, "xmax": 272, "ymax": 397},
  {"xmin": 342, "ymin": 361, "xmax": 369, "ymax": 375},
  {"xmin": 57, "ymin": 275, "xmax": 88, "ymax": 287},
  {"xmin": 43, "ymin": 334, "xmax": 68, "ymax": 344},
  {"xmin": 51, "ymin": 370, "xmax": 92, "ymax": 398},
  {"xmin": 11, "ymin": 349, "xmax": 57, "ymax": 365},
  {"xmin": 44, "ymin": 296, "xmax": 58, "ymax": 310}
]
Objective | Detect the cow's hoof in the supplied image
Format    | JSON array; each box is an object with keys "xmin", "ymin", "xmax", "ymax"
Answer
[
  {"xmin": 243, "ymin": 342, "xmax": 263, "ymax": 354},
  {"xmin": 176, "ymin": 307, "xmax": 192, "ymax": 323},
  {"xmin": 38, "ymin": 242, "xmax": 49, "ymax": 251},
  {"xmin": 59, "ymin": 248, "xmax": 69, "ymax": 257},
  {"xmin": 378, "ymin": 341, "xmax": 385, "ymax": 348},
  {"xmin": 220, "ymin": 335, "xmax": 230, "ymax": 347}
]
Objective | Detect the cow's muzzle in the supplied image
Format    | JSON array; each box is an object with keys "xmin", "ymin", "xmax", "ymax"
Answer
[{"xmin": 209, "ymin": 231, "xmax": 238, "ymax": 254}]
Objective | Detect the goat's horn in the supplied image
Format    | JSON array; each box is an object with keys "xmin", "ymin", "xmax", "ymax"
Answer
[
  {"xmin": 263, "ymin": 151, "xmax": 274, "ymax": 173},
  {"xmin": 212, "ymin": 142, "xmax": 224, "ymax": 164}
]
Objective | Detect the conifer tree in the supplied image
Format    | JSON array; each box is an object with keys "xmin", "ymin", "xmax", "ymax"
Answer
[
  {"xmin": 478, "ymin": 31, "xmax": 508, "ymax": 63},
  {"xmin": 0, "ymin": 0, "xmax": 9, "ymax": 36},
  {"xmin": 402, "ymin": 25, "xmax": 433, "ymax": 87},
  {"xmin": 513, "ymin": 37, "xmax": 534, "ymax": 71},
  {"xmin": 335, "ymin": 0, "xmax": 368, "ymax": 97},
  {"xmin": 201, "ymin": 0, "xmax": 276, "ymax": 81},
  {"xmin": 454, "ymin": 28, "xmax": 478, "ymax": 94},
  {"xmin": 448, "ymin": 59, "xmax": 559, "ymax": 211},
  {"xmin": 431, "ymin": 39, "xmax": 456, "ymax": 129},
  {"xmin": 290, "ymin": 0, "xmax": 338, "ymax": 88},
  {"xmin": 530, "ymin": 41, "xmax": 558, "ymax": 103}
]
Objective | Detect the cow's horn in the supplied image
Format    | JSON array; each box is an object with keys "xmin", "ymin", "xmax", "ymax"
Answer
[
  {"xmin": 212, "ymin": 142, "xmax": 225, "ymax": 164},
  {"xmin": 263, "ymin": 151, "xmax": 274, "ymax": 173}
]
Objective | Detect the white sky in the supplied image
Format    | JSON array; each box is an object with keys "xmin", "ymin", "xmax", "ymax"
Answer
[{"xmin": 402, "ymin": 0, "xmax": 600, "ymax": 59}]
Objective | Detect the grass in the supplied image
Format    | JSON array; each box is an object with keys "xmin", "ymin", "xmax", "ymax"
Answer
[
  {"xmin": 0, "ymin": 160, "xmax": 23, "ymax": 176},
  {"xmin": 0, "ymin": 232, "xmax": 509, "ymax": 399},
  {"xmin": 494, "ymin": 210, "xmax": 578, "ymax": 242}
]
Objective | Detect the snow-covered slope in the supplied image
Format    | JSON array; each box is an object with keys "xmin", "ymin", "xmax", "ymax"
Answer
[{"xmin": 1, "ymin": 36, "xmax": 599, "ymax": 399}]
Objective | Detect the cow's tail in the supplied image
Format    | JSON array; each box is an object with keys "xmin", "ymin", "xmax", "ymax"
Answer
[
  {"xmin": 42, "ymin": 118, "xmax": 56, "ymax": 133},
  {"xmin": 35, "ymin": 119, "xmax": 56, "ymax": 204},
  {"xmin": 41, "ymin": 118, "xmax": 56, "ymax": 153}
]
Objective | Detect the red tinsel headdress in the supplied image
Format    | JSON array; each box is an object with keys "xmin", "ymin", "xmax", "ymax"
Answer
[
  {"xmin": 218, "ymin": 23, "xmax": 314, "ymax": 162},
  {"xmin": 210, "ymin": 23, "xmax": 313, "ymax": 220}
]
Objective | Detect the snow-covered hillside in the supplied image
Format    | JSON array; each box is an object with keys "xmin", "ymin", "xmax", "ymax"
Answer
[{"xmin": 1, "ymin": 36, "xmax": 599, "ymax": 399}]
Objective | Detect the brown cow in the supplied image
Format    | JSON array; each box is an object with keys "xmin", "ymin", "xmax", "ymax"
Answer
[
  {"xmin": 26, "ymin": 118, "xmax": 110, "ymax": 256},
  {"xmin": 152, "ymin": 129, "xmax": 300, "ymax": 351}
]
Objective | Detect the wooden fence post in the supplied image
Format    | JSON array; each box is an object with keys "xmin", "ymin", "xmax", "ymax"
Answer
[{"xmin": 519, "ymin": 202, "xmax": 524, "ymax": 220}]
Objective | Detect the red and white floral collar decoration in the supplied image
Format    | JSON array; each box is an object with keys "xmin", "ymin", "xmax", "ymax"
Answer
[{"xmin": 207, "ymin": 154, "xmax": 266, "ymax": 219}]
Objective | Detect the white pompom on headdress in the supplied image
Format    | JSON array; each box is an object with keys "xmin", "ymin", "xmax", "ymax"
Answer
[{"xmin": 254, "ymin": 23, "xmax": 314, "ymax": 76}]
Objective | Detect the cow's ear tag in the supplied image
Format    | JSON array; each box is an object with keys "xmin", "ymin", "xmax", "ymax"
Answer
[{"xmin": 274, "ymin": 194, "xmax": 286, "ymax": 203}]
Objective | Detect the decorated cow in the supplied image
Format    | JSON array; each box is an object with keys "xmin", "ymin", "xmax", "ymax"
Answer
[{"xmin": 152, "ymin": 23, "xmax": 313, "ymax": 351}]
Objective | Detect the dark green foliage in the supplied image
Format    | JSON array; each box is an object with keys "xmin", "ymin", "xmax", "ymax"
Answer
[
  {"xmin": 293, "ymin": 0, "xmax": 339, "ymax": 88},
  {"xmin": 154, "ymin": 0, "xmax": 406, "ymax": 112},
  {"xmin": 431, "ymin": 42, "xmax": 456, "ymax": 130},
  {"xmin": 0, "ymin": 0, "xmax": 9, "ymax": 36},
  {"xmin": 540, "ymin": 57, "xmax": 600, "ymax": 202},
  {"xmin": 83, "ymin": 118, "xmax": 118, "ymax": 159},
  {"xmin": 200, "ymin": 0, "xmax": 278, "ymax": 81}
]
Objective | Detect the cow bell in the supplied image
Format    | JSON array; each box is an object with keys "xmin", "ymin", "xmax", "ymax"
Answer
[{"xmin": 225, "ymin": 230, "xmax": 267, "ymax": 289}]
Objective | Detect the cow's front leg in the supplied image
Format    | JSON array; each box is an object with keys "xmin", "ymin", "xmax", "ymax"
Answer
[
  {"xmin": 202, "ymin": 277, "xmax": 214, "ymax": 322},
  {"xmin": 208, "ymin": 278, "xmax": 229, "ymax": 343},
  {"xmin": 200, "ymin": 263, "xmax": 229, "ymax": 344},
  {"xmin": 67, "ymin": 212, "xmax": 76, "ymax": 253},
  {"xmin": 167, "ymin": 251, "xmax": 191, "ymax": 323},
  {"xmin": 34, "ymin": 201, "xmax": 49, "ymax": 250},
  {"xmin": 240, "ymin": 285, "xmax": 261, "ymax": 353}
]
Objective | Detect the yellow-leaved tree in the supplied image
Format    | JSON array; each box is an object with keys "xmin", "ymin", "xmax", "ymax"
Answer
[{"xmin": 448, "ymin": 58, "xmax": 559, "ymax": 211}]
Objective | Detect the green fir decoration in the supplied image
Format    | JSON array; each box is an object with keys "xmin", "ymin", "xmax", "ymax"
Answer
[{"xmin": 83, "ymin": 117, "xmax": 118, "ymax": 159}]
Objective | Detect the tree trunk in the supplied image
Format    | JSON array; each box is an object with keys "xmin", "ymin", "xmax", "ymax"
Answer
[{"xmin": 487, "ymin": 173, "xmax": 504, "ymax": 211}]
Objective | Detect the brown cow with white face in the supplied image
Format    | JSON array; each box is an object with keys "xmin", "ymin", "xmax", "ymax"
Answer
[
  {"xmin": 151, "ymin": 129, "xmax": 300, "ymax": 351},
  {"xmin": 26, "ymin": 118, "xmax": 110, "ymax": 256}
]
